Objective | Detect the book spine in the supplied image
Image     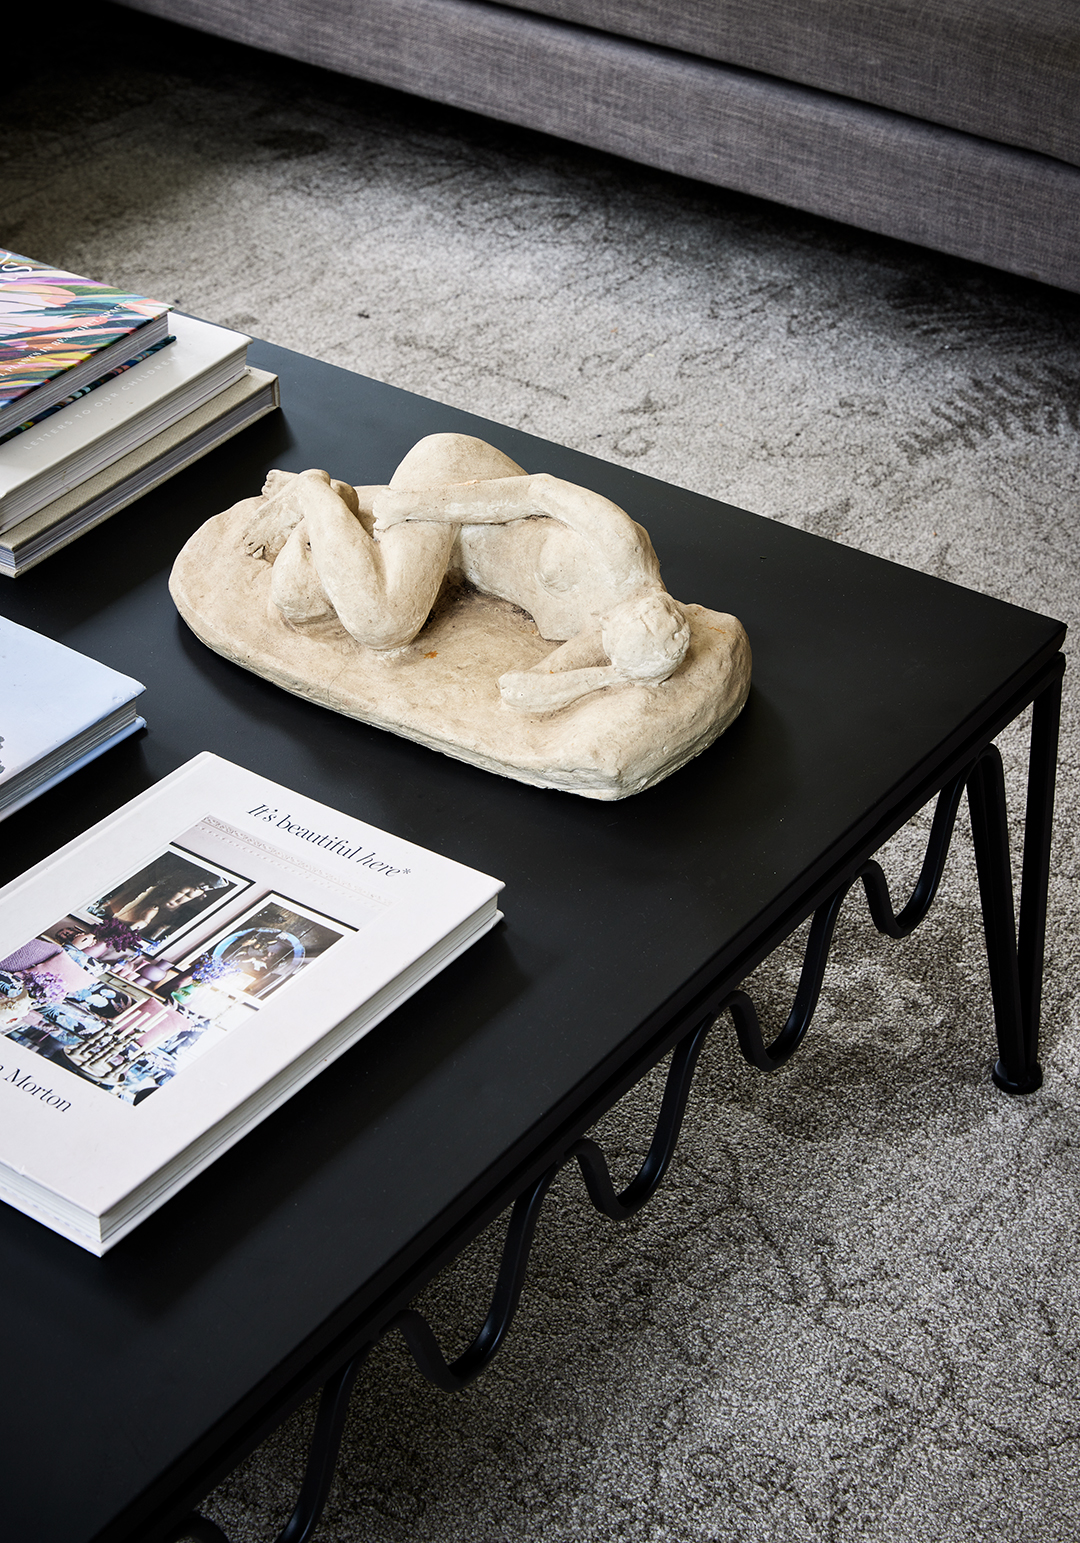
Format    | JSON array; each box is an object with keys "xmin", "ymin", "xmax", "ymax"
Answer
[{"xmin": 0, "ymin": 336, "xmax": 176, "ymax": 447}]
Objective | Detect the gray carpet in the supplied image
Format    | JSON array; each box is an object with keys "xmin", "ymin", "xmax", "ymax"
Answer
[{"xmin": 6, "ymin": 8, "xmax": 1080, "ymax": 1539}]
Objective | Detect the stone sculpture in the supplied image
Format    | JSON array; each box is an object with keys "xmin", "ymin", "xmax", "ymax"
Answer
[{"xmin": 170, "ymin": 433, "xmax": 751, "ymax": 799}]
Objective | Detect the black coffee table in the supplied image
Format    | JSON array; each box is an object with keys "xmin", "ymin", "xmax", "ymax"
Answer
[{"xmin": 0, "ymin": 341, "xmax": 1064, "ymax": 1543}]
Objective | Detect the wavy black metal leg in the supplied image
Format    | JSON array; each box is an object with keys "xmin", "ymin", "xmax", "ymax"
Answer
[
  {"xmin": 390, "ymin": 1161, "xmax": 561, "ymax": 1392},
  {"xmin": 721, "ymin": 769, "xmax": 971, "ymax": 1075},
  {"xmin": 966, "ymin": 745, "xmax": 1036, "ymax": 1092},
  {"xmin": 573, "ymin": 1014, "xmax": 714, "ymax": 1218},
  {"xmin": 860, "ymin": 768, "xmax": 969, "ymax": 938},
  {"xmin": 168, "ymin": 1347, "xmax": 369, "ymax": 1543},
  {"xmin": 1014, "ymin": 665, "xmax": 1063, "ymax": 1090},
  {"xmin": 720, "ymin": 732, "xmax": 1055, "ymax": 1095},
  {"xmin": 164, "ymin": 1020, "xmax": 722, "ymax": 1538},
  {"xmin": 722, "ymin": 877, "xmax": 856, "ymax": 1074},
  {"xmin": 392, "ymin": 1012, "xmax": 723, "ymax": 1385},
  {"xmin": 166, "ymin": 694, "xmax": 1063, "ymax": 1539},
  {"xmin": 276, "ymin": 1349, "xmax": 370, "ymax": 1543}
]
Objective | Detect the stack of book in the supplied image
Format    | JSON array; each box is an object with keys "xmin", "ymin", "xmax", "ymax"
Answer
[
  {"xmin": 0, "ymin": 250, "xmax": 279, "ymax": 576},
  {"xmin": 0, "ymin": 615, "xmax": 145, "ymax": 821}
]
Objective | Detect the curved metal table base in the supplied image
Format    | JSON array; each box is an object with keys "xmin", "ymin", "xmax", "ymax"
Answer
[{"xmin": 171, "ymin": 668, "xmax": 1062, "ymax": 1543}]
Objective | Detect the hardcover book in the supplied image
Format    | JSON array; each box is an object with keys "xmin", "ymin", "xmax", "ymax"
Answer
[
  {"xmin": 0, "ymin": 754, "xmax": 504, "ymax": 1253},
  {"xmin": 0, "ymin": 313, "xmax": 250, "ymax": 531},
  {"xmin": 0, "ymin": 616, "xmax": 145, "ymax": 820},
  {"xmin": 0, "ymin": 250, "xmax": 171, "ymax": 436},
  {"xmin": 0, "ymin": 367, "xmax": 280, "ymax": 577},
  {"xmin": 0, "ymin": 333, "xmax": 174, "ymax": 448}
]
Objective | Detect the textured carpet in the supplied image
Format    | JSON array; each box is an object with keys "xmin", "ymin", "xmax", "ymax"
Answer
[{"xmin": 6, "ymin": 7, "xmax": 1080, "ymax": 1540}]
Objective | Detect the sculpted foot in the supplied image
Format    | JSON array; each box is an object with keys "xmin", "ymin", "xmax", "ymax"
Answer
[
  {"xmin": 242, "ymin": 470, "xmax": 314, "ymax": 562},
  {"xmin": 499, "ymin": 664, "xmax": 622, "ymax": 713}
]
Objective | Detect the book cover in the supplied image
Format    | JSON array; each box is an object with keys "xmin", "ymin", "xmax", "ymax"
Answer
[
  {"xmin": 0, "ymin": 250, "xmax": 169, "ymax": 413},
  {"xmin": 0, "ymin": 754, "xmax": 503, "ymax": 1252},
  {"xmin": 0, "ymin": 615, "xmax": 145, "ymax": 793}
]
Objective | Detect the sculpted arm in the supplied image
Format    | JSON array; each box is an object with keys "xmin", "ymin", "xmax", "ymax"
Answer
[
  {"xmin": 373, "ymin": 474, "xmax": 659, "ymax": 590},
  {"xmin": 498, "ymin": 592, "xmax": 691, "ymax": 712}
]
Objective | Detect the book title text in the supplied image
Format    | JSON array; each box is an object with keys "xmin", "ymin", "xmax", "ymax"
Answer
[{"xmin": 247, "ymin": 805, "xmax": 411, "ymax": 876}]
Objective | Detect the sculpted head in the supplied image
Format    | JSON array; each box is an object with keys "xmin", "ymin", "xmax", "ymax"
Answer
[{"xmin": 601, "ymin": 592, "xmax": 690, "ymax": 684}]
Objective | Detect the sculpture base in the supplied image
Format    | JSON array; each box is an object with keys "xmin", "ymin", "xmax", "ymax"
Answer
[{"xmin": 170, "ymin": 498, "xmax": 751, "ymax": 800}]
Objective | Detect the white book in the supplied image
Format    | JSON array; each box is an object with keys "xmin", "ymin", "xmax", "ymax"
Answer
[
  {"xmin": 0, "ymin": 615, "xmax": 146, "ymax": 819},
  {"xmin": 0, "ymin": 753, "xmax": 504, "ymax": 1253},
  {"xmin": 0, "ymin": 368, "xmax": 280, "ymax": 577},
  {"xmin": 0, "ymin": 314, "xmax": 250, "ymax": 532}
]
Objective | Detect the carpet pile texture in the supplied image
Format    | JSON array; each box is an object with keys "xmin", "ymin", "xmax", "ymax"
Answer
[{"xmin": 5, "ymin": 8, "xmax": 1080, "ymax": 1539}]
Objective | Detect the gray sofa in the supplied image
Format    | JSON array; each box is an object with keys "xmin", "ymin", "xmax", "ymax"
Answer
[{"xmin": 120, "ymin": 0, "xmax": 1080, "ymax": 292}]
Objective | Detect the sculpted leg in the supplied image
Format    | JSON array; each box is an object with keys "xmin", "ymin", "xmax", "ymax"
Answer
[
  {"xmin": 244, "ymin": 469, "xmax": 361, "ymax": 562},
  {"xmin": 269, "ymin": 522, "xmax": 337, "ymax": 631},
  {"xmin": 271, "ymin": 471, "xmax": 457, "ymax": 650}
]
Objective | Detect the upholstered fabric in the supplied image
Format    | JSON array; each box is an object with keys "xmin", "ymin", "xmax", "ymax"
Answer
[
  {"xmin": 117, "ymin": 0, "xmax": 1080, "ymax": 291},
  {"xmin": 496, "ymin": 0, "xmax": 1080, "ymax": 168}
]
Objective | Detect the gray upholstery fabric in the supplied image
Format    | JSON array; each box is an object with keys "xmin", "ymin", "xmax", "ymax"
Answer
[
  {"xmin": 116, "ymin": 0, "xmax": 1080, "ymax": 292},
  {"xmin": 496, "ymin": 0, "xmax": 1080, "ymax": 168}
]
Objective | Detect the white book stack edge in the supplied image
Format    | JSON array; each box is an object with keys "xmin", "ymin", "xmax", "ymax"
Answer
[
  {"xmin": 0, "ymin": 615, "xmax": 145, "ymax": 820},
  {"xmin": 0, "ymin": 753, "xmax": 504, "ymax": 1253},
  {"xmin": 0, "ymin": 367, "xmax": 279, "ymax": 576},
  {"xmin": 0, "ymin": 314, "xmax": 254, "ymax": 532}
]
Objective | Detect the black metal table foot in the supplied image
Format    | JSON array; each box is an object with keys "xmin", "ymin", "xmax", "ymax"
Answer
[{"xmin": 992, "ymin": 1058, "xmax": 1044, "ymax": 1096}]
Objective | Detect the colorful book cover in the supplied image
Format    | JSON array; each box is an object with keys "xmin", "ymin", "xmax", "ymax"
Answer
[{"xmin": 0, "ymin": 250, "xmax": 169, "ymax": 413}]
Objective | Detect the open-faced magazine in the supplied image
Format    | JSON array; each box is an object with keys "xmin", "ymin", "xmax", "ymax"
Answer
[{"xmin": 0, "ymin": 753, "xmax": 503, "ymax": 1253}]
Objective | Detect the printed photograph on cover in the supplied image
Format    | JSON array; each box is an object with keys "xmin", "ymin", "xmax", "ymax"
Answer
[
  {"xmin": 70, "ymin": 971, "xmax": 154, "ymax": 1022},
  {"xmin": 78, "ymin": 847, "xmax": 249, "ymax": 951},
  {"xmin": 177, "ymin": 894, "xmax": 349, "ymax": 1005},
  {"xmin": 0, "ymin": 818, "xmax": 365, "ymax": 1106}
]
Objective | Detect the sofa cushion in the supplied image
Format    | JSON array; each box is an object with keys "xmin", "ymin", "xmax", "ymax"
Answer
[
  {"xmin": 496, "ymin": 0, "xmax": 1080, "ymax": 167},
  {"xmin": 116, "ymin": 0, "xmax": 1080, "ymax": 291}
]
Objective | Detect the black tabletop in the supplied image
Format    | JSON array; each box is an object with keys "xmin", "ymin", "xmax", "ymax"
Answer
[{"xmin": 0, "ymin": 342, "xmax": 1064, "ymax": 1543}]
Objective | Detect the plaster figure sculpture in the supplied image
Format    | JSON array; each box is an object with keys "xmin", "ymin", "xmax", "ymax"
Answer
[{"xmin": 170, "ymin": 433, "xmax": 751, "ymax": 799}]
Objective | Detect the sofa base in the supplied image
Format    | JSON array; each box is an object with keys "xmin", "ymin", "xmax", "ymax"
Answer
[{"xmin": 119, "ymin": 0, "xmax": 1080, "ymax": 292}]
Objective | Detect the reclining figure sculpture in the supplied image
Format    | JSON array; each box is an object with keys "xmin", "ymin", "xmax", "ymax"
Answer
[{"xmin": 170, "ymin": 433, "xmax": 750, "ymax": 799}]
